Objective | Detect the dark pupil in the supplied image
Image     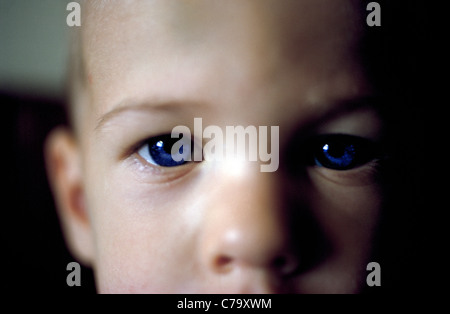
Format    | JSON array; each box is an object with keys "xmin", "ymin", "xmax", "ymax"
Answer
[
  {"xmin": 148, "ymin": 136, "xmax": 187, "ymax": 167},
  {"xmin": 325, "ymin": 143, "xmax": 354, "ymax": 158},
  {"xmin": 319, "ymin": 142, "xmax": 356, "ymax": 170}
]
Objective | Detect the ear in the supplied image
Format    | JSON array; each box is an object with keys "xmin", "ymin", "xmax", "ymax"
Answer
[{"xmin": 45, "ymin": 127, "xmax": 94, "ymax": 266}]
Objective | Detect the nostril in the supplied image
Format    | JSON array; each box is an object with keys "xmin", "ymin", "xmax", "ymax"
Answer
[
  {"xmin": 217, "ymin": 255, "xmax": 232, "ymax": 266},
  {"xmin": 273, "ymin": 256, "xmax": 287, "ymax": 268},
  {"xmin": 213, "ymin": 255, "xmax": 233, "ymax": 273},
  {"xmin": 272, "ymin": 255, "xmax": 299, "ymax": 276}
]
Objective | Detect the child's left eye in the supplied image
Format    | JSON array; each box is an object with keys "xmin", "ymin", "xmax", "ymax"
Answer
[
  {"xmin": 137, "ymin": 134, "xmax": 192, "ymax": 167},
  {"xmin": 310, "ymin": 134, "xmax": 379, "ymax": 170}
]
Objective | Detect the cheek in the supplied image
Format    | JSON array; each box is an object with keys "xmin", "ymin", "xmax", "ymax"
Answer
[
  {"xmin": 291, "ymin": 171, "xmax": 382, "ymax": 293},
  {"xmin": 307, "ymin": 168, "xmax": 382, "ymax": 244},
  {"xmin": 313, "ymin": 171, "xmax": 381, "ymax": 253},
  {"xmin": 305, "ymin": 170, "xmax": 381, "ymax": 285},
  {"xmin": 84, "ymin": 164, "xmax": 202, "ymax": 293}
]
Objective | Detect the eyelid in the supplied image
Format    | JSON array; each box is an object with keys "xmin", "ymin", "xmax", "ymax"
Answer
[
  {"xmin": 125, "ymin": 154, "xmax": 198, "ymax": 185},
  {"xmin": 314, "ymin": 106, "xmax": 383, "ymax": 140},
  {"xmin": 129, "ymin": 132, "xmax": 203, "ymax": 168},
  {"xmin": 313, "ymin": 133, "xmax": 382, "ymax": 165},
  {"xmin": 309, "ymin": 133, "xmax": 382, "ymax": 154},
  {"xmin": 309, "ymin": 160, "xmax": 382, "ymax": 186},
  {"xmin": 124, "ymin": 134, "xmax": 201, "ymax": 184},
  {"xmin": 123, "ymin": 132, "xmax": 187, "ymax": 158}
]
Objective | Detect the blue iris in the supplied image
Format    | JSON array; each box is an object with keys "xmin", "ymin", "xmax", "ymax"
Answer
[
  {"xmin": 317, "ymin": 143, "xmax": 356, "ymax": 169},
  {"xmin": 147, "ymin": 136, "xmax": 187, "ymax": 167},
  {"xmin": 312, "ymin": 135, "xmax": 374, "ymax": 170}
]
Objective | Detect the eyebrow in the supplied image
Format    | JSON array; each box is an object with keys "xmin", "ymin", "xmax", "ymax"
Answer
[
  {"xmin": 295, "ymin": 95, "xmax": 382, "ymax": 132},
  {"xmin": 95, "ymin": 95, "xmax": 381, "ymax": 133},
  {"xmin": 323, "ymin": 96, "xmax": 380, "ymax": 119},
  {"xmin": 95, "ymin": 100, "xmax": 199, "ymax": 132}
]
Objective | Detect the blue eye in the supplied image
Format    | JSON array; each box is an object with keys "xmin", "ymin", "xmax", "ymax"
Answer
[
  {"xmin": 312, "ymin": 134, "xmax": 377, "ymax": 170},
  {"xmin": 137, "ymin": 135, "xmax": 192, "ymax": 167}
]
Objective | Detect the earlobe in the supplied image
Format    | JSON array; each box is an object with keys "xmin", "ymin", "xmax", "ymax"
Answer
[{"xmin": 45, "ymin": 127, "xmax": 94, "ymax": 266}]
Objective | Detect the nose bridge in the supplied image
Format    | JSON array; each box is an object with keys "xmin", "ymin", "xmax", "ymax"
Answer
[{"xmin": 200, "ymin": 168, "xmax": 295, "ymax": 276}]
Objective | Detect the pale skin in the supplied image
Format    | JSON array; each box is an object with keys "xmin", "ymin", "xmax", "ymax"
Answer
[{"xmin": 46, "ymin": 0, "xmax": 383, "ymax": 293}]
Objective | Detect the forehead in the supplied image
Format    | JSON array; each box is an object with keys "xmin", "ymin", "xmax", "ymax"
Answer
[
  {"xmin": 81, "ymin": 0, "xmax": 365, "ymax": 117},
  {"xmin": 83, "ymin": 0, "xmax": 361, "ymax": 40}
]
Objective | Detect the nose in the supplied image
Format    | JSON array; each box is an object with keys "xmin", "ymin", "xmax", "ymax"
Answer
[{"xmin": 199, "ymin": 168, "xmax": 299, "ymax": 290}]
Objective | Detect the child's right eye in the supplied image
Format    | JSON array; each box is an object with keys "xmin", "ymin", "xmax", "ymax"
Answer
[{"xmin": 137, "ymin": 134, "xmax": 192, "ymax": 167}]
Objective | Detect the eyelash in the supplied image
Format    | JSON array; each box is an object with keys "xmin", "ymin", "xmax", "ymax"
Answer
[{"xmin": 307, "ymin": 134, "xmax": 381, "ymax": 171}]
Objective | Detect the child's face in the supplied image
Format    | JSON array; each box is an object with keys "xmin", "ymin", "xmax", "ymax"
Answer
[{"xmin": 49, "ymin": 0, "xmax": 383, "ymax": 293}]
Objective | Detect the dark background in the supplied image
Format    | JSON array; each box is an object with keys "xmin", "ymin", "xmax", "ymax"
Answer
[
  {"xmin": 2, "ymin": 0, "xmax": 439, "ymax": 294},
  {"xmin": 3, "ymin": 92, "xmax": 96, "ymax": 293}
]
